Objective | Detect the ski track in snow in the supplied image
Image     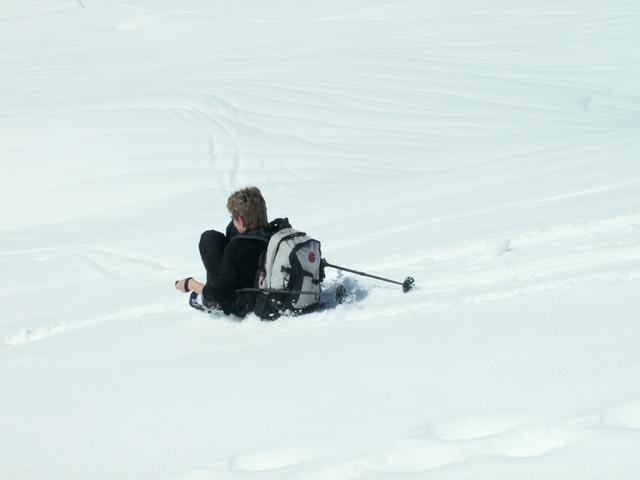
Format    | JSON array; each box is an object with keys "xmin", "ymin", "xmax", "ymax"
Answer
[
  {"xmin": 162, "ymin": 95, "xmax": 245, "ymax": 192},
  {"xmin": 176, "ymin": 399, "xmax": 640, "ymax": 479},
  {"xmin": 322, "ymin": 211, "xmax": 640, "ymax": 321},
  {"xmin": 2, "ymin": 211, "xmax": 638, "ymax": 349},
  {"xmin": 0, "ymin": 301, "xmax": 181, "ymax": 350},
  {"xmin": 0, "ymin": 244, "xmax": 176, "ymax": 275}
]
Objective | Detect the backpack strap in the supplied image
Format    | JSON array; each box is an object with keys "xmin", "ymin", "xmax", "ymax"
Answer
[
  {"xmin": 230, "ymin": 217, "xmax": 292, "ymax": 244},
  {"xmin": 267, "ymin": 217, "xmax": 292, "ymax": 234}
]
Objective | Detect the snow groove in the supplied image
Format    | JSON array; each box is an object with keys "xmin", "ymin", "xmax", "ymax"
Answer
[
  {"xmin": 0, "ymin": 302, "xmax": 179, "ymax": 350},
  {"xmin": 162, "ymin": 95, "xmax": 248, "ymax": 191},
  {"xmin": 368, "ymin": 212, "xmax": 640, "ymax": 310}
]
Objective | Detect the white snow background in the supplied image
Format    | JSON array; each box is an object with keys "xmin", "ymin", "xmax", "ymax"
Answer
[{"xmin": 2, "ymin": 0, "xmax": 640, "ymax": 478}]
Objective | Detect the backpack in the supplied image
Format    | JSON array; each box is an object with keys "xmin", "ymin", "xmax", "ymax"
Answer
[{"xmin": 245, "ymin": 218, "xmax": 325, "ymax": 320}]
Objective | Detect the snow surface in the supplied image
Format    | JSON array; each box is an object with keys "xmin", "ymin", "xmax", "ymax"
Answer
[{"xmin": 2, "ymin": 0, "xmax": 640, "ymax": 478}]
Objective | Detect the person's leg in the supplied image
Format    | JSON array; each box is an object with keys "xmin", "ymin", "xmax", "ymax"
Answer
[{"xmin": 199, "ymin": 230, "xmax": 228, "ymax": 284}]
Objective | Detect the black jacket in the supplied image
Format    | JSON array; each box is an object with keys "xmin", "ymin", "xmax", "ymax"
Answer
[{"xmin": 202, "ymin": 230, "xmax": 267, "ymax": 316}]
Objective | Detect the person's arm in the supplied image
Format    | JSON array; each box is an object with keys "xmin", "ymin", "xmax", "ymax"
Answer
[{"xmin": 175, "ymin": 277, "xmax": 204, "ymax": 295}]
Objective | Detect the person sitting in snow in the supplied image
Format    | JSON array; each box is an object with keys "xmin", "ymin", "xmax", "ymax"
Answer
[{"xmin": 174, "ymin": 186, "xmax": 270, "ymax": 316}]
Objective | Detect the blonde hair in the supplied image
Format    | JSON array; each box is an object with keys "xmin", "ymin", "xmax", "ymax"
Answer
[{"xmin": 227, "ymin": 186, "xmax": 268, "ymax": 231}]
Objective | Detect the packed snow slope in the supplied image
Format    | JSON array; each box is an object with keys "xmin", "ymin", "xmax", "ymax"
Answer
[{"xmin": 2, "ymin": 1, "xmax": 640, "ymax": 479}]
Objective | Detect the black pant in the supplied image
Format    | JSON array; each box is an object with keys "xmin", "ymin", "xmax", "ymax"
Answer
[{"xmin": 198, "ymin": 222, "xmax": 238, "ymax": 283}]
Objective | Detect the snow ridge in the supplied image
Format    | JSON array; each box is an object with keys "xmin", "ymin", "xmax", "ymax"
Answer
[{"xmin": 178, "ymin": 400, "xmax": 640, "ymax": 479}]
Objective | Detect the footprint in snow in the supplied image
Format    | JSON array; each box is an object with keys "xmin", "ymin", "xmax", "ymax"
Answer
[
  {"xmin": 229, "ymin": 447, "xmax": 320, "ymax": 471},
  {"xmin": 429, "ymin": 412, "xmax": 529, "ymax": 440},
  {"xmin": 181, "ymin": 446, "xmax": 323, "ymax": 478},
  {"xmin": 351, "ymin": 414, "xmax": 577, "ymax": 475}
]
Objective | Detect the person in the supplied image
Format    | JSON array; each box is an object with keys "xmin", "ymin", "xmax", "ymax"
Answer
[{"xmin": 175, "ymin": 186, "xmax": 269, "ymax": 316}]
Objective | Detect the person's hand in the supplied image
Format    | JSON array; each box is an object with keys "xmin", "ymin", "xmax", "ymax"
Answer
[{"xmin": 175, "ymin": 277, "xmax": 193, "ymax": 293}]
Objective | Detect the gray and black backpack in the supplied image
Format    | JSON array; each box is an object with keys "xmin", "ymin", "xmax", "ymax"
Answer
[{"xmin": 248, "ymin": 218, "xmax": 325, "ymax": 320}]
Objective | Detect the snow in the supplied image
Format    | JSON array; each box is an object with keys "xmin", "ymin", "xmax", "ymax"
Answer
[{"xmin": 1, "ymin": 0, "xmax": 640, "ymax": 478}]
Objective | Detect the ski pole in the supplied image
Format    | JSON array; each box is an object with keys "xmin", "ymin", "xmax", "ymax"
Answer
[{"xmin": 322, "ymin": 260, "xmax": 414, "ymax": 292}]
